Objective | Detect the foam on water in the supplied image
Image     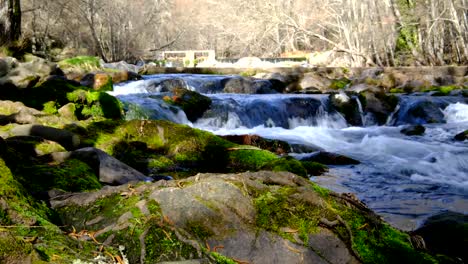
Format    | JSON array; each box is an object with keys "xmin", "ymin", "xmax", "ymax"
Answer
[{"xmin": 444, "ymin": 102, "xmax": 468, "ymax": 123}]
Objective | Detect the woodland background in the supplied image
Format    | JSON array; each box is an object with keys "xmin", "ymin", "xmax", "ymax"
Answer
[{"xmin": 1, "ymin": 0, "xmax": 468, "ymax": 66}]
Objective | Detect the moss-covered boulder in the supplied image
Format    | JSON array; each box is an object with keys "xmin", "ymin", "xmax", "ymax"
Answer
[
  {"xmin": 66, "ymin": 120, "xmax": 314, "ymax": 178},
  {"xmin": 66, "ymin": 89, "xmax": 123, "ymax": 119},
  {"xmin": 455, "ymin": 130, "xmax": 468, "ymax": 141},
  {"xmin": 0, "ymin": 155, "xmax": 119, "ymax": 263},
  {"xmin": 51, "ymin": 171, "xmax": 437, "ymax": 264},
  {"xmin": 161, "ymin": 87, "xmax": 212, "ymax": 122}
]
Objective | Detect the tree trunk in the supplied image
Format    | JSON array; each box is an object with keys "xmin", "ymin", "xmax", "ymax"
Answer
[{"xmin": 0, "ymin": 0, "xmax": 21, "ymax": 45}]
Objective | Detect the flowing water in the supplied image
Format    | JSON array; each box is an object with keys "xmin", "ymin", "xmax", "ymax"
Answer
[{"xmin": 111, "ymin": 74, "xmax": 468, "ymax": 231}]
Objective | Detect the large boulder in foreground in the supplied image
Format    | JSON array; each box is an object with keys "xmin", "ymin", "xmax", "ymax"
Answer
[
  {"xmin": 414, "ymin": 212, "xmax": 468, "ymax": 263},
  {"xmin": 51, "ymin": 171, "xmax": 436, "ymax": 264}
]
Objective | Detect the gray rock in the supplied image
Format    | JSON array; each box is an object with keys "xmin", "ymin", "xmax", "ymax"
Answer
[
  {"xmin": 0, "ymin": 58, "xmax": 8, "ymax": 77},
  {"xmin": 71, "ymin": 147, "xmax": 152, "ymax": 185},
  {"xmin": 10, "ymin": 124, "xmax": 80, "ymax": 150}
]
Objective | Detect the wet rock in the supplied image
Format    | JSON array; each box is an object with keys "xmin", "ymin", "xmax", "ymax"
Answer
[
  {"xmin": 147, "ymin": 78, "xmax": 188, "ymax": 93},
  {"xmin": 70, "ymin": 147, "xmax": 153, "ymax": 185},
  {"xmin": 80, "ymin": 72, "xmax": 113, "ymax": 91},
  {"xmin": 221, "ymin": 134, "xmax": 291, "ymax": 154},
  {"xmin": 299, "ymin": 151, "xmax": 360, "ymax": 165},
  {"xmin": 359, "ymin": 91, "xmax": 399, "ymax": 125},
  {"xmin": 401, "ymin": 125, "xmax": 426, "ymax": 136},
  {"xmin": 393, "ymin": 98, "xmax": 448, "ymax": 125},
  {"xmin": 222, "ymin": 76, "xmax": 276, "ymax": 94},
  {"xmin": 161, "ymin": 87, "xmax": 212, "ymax": 122},
  {"xmin": 330, "ymin": 92, "xmax": 362, "ymax": 126},
  {"xmin": 454, "ymin": 130, "xmax": 468, "ymax": 141},
  {"xmin": 414, "ymin": 211, "xmax": 468, "ymax": 263}
]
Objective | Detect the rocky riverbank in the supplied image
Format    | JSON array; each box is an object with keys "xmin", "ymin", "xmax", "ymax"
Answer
[{"xmin": 0, "ymin": 55, "xmax": 467, "ymax": 263}]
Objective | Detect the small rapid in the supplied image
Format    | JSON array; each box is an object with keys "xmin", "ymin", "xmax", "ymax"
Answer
[{"xmin": 112, "ymin": 74, "xmax": 468, "ymax": 230}]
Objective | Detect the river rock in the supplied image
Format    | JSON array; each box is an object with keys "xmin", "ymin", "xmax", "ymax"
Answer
[
  {"xmin": 299, "ymin": 151, "xmax": 360, "ymax": 165},
  {"xmin": 70, "ymin": 147, "xmax": 153, "ymax": 185},
  {"xmin": 298, "ymin": 72, "xmax": 332, "ymax": 93},
  {"xmin": 221, "ymin": 134, "xmax": 291, "ymax": 154},
  {"xmin": 392, "ymin": 98, "xmax": 449, "ymax": 125},
  {"xmin": 401, "ymin": 125, "xmax": 426, "ymax": 136},
  {"xmin": 222, "ymin": 76, "xmax": 276, "ymax": 94},
  {"xmin": 359, "ymin": 91, "xmax": 398, "ymax": 125},
  {"xmin": 0, "ymin": 56, "xmax": 58, "ymax": 89},
  {"xmin": 414, "ymin": 211, "xmax": 468, "ymax": 263},
  {"xmin": 10, "ymin": 124, "xmax": 80, "ymax": 151},
  {"xmin": 80, "ymin": 73, "xmax": 113, "ymax": 91},
  {"xmin": 161, "ymin": 87, "xmax": 212, "ymax": 122},
  {"xmin": 330, "ymin": 92, "xmax": 362, "ymax": 126},
  {"xmin": 454, "ymin": 130, "xmax": 468, "ymax": 141},
  {"xmin": 49, "ymin": 170, "xmax": 429, "ymax": 264}
]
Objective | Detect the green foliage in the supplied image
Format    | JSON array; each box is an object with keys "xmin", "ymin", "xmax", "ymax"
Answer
[
  {"xmin": 239, "ymin": 69, "xmax": 257, "ymax": 77},
  {"xmin": 228, "ymin": 149, "xmax": 278, "ymax": 171}
]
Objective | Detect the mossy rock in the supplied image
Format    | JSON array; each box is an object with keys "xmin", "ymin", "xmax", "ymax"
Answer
[
  {"xmin": 68, "ymin": 120, "xmax": 300, "ymax": 177},
  {"xmin": 67, "ymin": 89, "xmax": 123, "ymax": 119},
  {"xmin": 0, "ymin": 157, "xmax": 115, "ymax": 263},
  {"xmin": 260, "ymin": 156, "xmax": 308, "ymax": 177},
  {"xmin": 423, "ymin": 85, "xmax": 461, "ymax": 96},
  {"xmin": 162, "ymin": 87, "xmax": 212, "ymax": 122},
  {"xmin": 52, "ymin": 171, "xmax": 438, "ymax": 264},
  {"xmin": 455, "ymin": 130, "xmax": 468, "ymax": 141},
  {"xmin": 58, "ymin": 56, "xmax": 101, "ymax": 71}
]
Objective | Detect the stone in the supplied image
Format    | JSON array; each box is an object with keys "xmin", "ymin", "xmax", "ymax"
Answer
[
  {"xmin": 10, "ymin": 124, "xmax": 81, "ymax": 150},
  {"xmin": 80, "ymin": 73, "xmax": 113, "ymax": 91},
  {"xmin": 70, "ymin": 147, "xmax": 153, "ymax": 185},
  {"xmin": 414, "ymin": 211, "xmax": 468, "ymax": 263},
  {"xmin": 58, "ymin": 103, "xmax": 77, "ymax": 120},
  {"xmin": 299, "ymin": 151, "xmax": 360, "ymax": 165},
  {"xmin": 454, "ymin": 130, "xmax": 468, "ymax": 141},
  {"xmin": 401, "ymin": 125, "xmax": 426, "ymax": 136},
  {"xmin": 221, "ymin": 134, "xmax": 292, "ymax": 154}
]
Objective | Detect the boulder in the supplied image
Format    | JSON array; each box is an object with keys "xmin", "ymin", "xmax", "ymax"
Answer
[
  {"xmin": 161, "ymin": 87, "xmax": 212, "ymax": 122},
  {"xmin": 298, "ymin": 72, "xmax": 331, "ymax": 93},
  {"xmin": 330, "ymin": 92, "xmax": 362, "ymax": 126},
  {"xmin": 0, "ymin": 58, "xmax": 8, "ymax": 77},
  {"xmin": 70, "ymin": 147, "xmax": 153, "ymax": 185},
  {"xmin": 222, "ymin": 76, "xmax": 276, "ymax": 94},
  {"xmin": 401, "ymin": 125, "xmax": 426, "ymax": 136},
  {"xmin": 50, "ymin": 171, "xmax": 436, "ymax": 264},
  {"xmin": 0, "ymin": 57, "xmax": 58, "ymax": 89},
  {"xmin": 414, "ymin": 212, "xmax": 468, "ymax": 263},
  {"xmin": 299, "ymin": 151, "xmax": 360, "ymax": 165},
  {"xmin": 359, "ymin": 91, "xmax": 399, "ymax": 125},
  {"xmin": 454, "ymin": 130, "xmax": 468, "ymax": 141},
  {"xmin": 80, "ymin": 73, "xmax": 113, "ymax": 91},
  {"xmin": 221, "ymin": 134, "xmax": 292, "ymax": 155},
  {"xmin": 10, "ymin": 124, "xmax": 80, "ymax": 150}
]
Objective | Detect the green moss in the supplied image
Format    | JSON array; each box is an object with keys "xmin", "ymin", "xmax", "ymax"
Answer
[
  {"xmin": 330, "ymin": 78, "xmax": 351, "ymax": 90},
  {"xmin": 58, "ymin": 56, "xmax": 101, "ymax": 70},
  {"xmin": 310, "ymin": 182, "xmax": 330, "ymax": 197},
  {"xmin": 228, "ymin": 149, "xmax": 278, "ymax": 171},
  {"xmin": 423, "ymin": 85, "xmax": 460, "ymax": 95},
  {"xmin": 185, "ymin": 220, "xmax": 215, "ymax": 240},
  {"xmin": 42, "ymin": 101, "xmax": 58, "ymax": 114},
  {"xmin": 15, "ymin": 158, "xmax": 101, "ymax": 193},
  {"xmin": 302, "ymin": 161, "xmax": 328, "ymax": 176},
  {"xmin": 67, "ymin": 89, "xmax": 123, "ymax": 119},
  {"xmin": 338, "ymin": 209, "xmax": 436, "ymax": 264},
  {"xmin": 260, "ymin": 156, "xmax": 308, "ymax": 177},
  {"xmin": 210, "ymin": 252, "xmax": 237, "ymax": 264},
  {"xmin": 239, "ymin": 69, "xmax": 257, "ymax": 77},
  {"xmin": 254, "ymin": 187, "xmax": 323, "ymax": 241},
  {"xmin": 390, "ymin": 88, "xmax": 405, "ymax": 93}
]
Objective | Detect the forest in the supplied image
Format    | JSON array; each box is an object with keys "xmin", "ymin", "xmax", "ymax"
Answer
[{"xmin": 0, "ymin": 0, "xmax": 467, "ymax": 66}]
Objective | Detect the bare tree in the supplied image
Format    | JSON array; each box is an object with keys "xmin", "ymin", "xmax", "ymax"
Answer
[{"xmin": 0, "ymin": 0, "xmax": 21, "ymax": 45}]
